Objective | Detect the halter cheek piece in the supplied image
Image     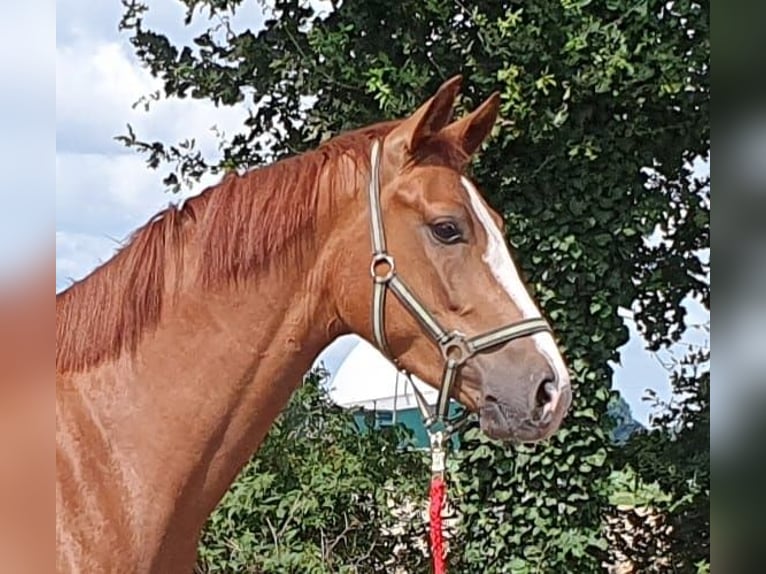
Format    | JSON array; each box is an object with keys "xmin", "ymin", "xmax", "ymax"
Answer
[{"xmin": 366, "ymin": 139, "xmax": 553, "ymax": 431}]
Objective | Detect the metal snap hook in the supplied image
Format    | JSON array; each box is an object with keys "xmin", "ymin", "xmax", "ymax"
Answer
[{"xmin": 370, "ymin": 253, "xmax": 396, "ymax": 284}]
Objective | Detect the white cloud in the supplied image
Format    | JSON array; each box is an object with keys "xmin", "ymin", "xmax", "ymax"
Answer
[
  {"xmin": 56, "ymin": 41, "xmax": 155, "ymax": 155},
  {"xmin": 57, "ymin": 0, "xmax": 210, "ymax": 48},
  {"xmin": 56, "ymin": 38, "xmax": 249, "ymax": 158},
  {"xmin": 56, "ymin": 152, "xmax": 166, "ymax": 235},
  {"xmin": 55, "ymin": 231, "xmax": 119, "ymax": 289}
]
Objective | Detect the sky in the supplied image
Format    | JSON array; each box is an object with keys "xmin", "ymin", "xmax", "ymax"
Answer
[{"xmin": 55, "ymin": 0, "xmax": 710, "ymax": 428}]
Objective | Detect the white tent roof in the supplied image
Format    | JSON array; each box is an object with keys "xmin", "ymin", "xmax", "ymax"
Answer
[{"xmin": 317, "ymin": 336, "xmax": 437, "ymax": 411}]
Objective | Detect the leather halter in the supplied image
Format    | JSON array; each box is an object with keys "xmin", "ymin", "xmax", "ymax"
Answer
[{"xmin": 366, "ymin": 139, "xmax": 553, "ymax": 429}]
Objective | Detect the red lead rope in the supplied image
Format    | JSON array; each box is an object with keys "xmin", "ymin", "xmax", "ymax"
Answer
[
  {"xmin": 428, "ymin": 430, "xmax": 448, "ymax": 574},
  {"xmin": 429, "ymin": 474, "xmax": 447, "ymax": 573}
]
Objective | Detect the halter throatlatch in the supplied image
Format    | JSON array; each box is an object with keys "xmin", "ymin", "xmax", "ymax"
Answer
[{"xmin": 366, "ymin": 138, "xmax": 552, "ymax": 429}]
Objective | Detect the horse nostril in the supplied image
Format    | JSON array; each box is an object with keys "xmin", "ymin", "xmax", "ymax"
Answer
[
  {"xmin": 535, "ymin": 379, "xmax": 558, "ymax": 409},
  {"xmin": 485, "ymin": 394, "xmax": 499, "ymax": 405}
]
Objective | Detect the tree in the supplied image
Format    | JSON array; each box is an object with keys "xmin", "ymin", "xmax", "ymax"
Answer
[
  {"xmin": 119, "ymin": 0, "xmax": 709, "ymax": 570},
  {"xmin": 607, "ymin": 395, "xmax": 644, "ymax": 446}
]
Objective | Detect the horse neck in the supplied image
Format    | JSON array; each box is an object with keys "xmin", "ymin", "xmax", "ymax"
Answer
[{"xmin": 59, "ymin": 193, "xmax": 347, "ymax": 566}]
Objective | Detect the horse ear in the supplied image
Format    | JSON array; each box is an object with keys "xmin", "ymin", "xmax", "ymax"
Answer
[
  {"xmin": 441, "ymin": 91, "xmax": 501, "ymax": 157},
  {"xmin": 387, "ymin": 75, "xmax": 462, "ymax": 155}
]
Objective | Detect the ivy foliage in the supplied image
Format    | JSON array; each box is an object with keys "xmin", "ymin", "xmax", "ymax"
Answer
[{"xmin": 119, "ymin": 0, "xmax": 709, "ymax": 571}]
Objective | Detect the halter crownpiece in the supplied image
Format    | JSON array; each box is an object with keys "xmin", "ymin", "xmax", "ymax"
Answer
[{"xmin": 366, "ymin": 138, "xmax": 553, "ymax": 429}]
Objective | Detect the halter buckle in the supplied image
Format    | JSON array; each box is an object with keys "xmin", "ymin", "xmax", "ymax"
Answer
[{"xmin": 370, "ymin": 253, "xmax": 396, "ymax": 284}]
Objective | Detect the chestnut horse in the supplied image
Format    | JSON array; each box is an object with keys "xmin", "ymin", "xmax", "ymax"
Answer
[{"xmin": 56, "ymin": 76, "xmax": 571, "ymax": 573}]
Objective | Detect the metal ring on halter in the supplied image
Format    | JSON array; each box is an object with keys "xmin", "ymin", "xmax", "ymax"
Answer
[
  {"xmin": 370, "ymin": 253, "xmax": 396, "ymax": 284},
  {"xmin": 438, "ymin": 332, "xmax": 473, "ymax": 365}
]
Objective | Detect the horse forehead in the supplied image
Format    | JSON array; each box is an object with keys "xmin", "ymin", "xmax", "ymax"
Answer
[
  {"xmin": 461, "ymin": 179, "xmax": 503, "ymax": 228},
  {"xmin": 411, "ymin": 165, "xmax": 460, "ymax": 190},
  {"xmin": 396, "ymin": 166, "xmax": 465, "ymax": 207},
  {"xmin": 453, "ymin": 177, "xmax": 502, "ymax": 238}
]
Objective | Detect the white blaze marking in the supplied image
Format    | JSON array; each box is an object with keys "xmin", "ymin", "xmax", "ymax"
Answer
[{"xmin": 460, "ymin": 176, "xmax": 570, "ymax": 387}]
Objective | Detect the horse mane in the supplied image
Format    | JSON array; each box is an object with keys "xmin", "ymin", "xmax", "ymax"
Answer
[{"xmin": 56, "ymin": 118, "xmax": 469, "ymax": 374}]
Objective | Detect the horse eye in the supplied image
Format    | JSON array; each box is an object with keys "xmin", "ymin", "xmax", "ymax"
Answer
[{"xmin": 430, "ymin": 221, "xmax": 462, "ymax": 244}]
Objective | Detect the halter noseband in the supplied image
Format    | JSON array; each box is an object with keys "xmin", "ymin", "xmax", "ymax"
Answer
[{"xmin": 367, "ymin": 139, "xmax": 552, "ymax": 430}]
